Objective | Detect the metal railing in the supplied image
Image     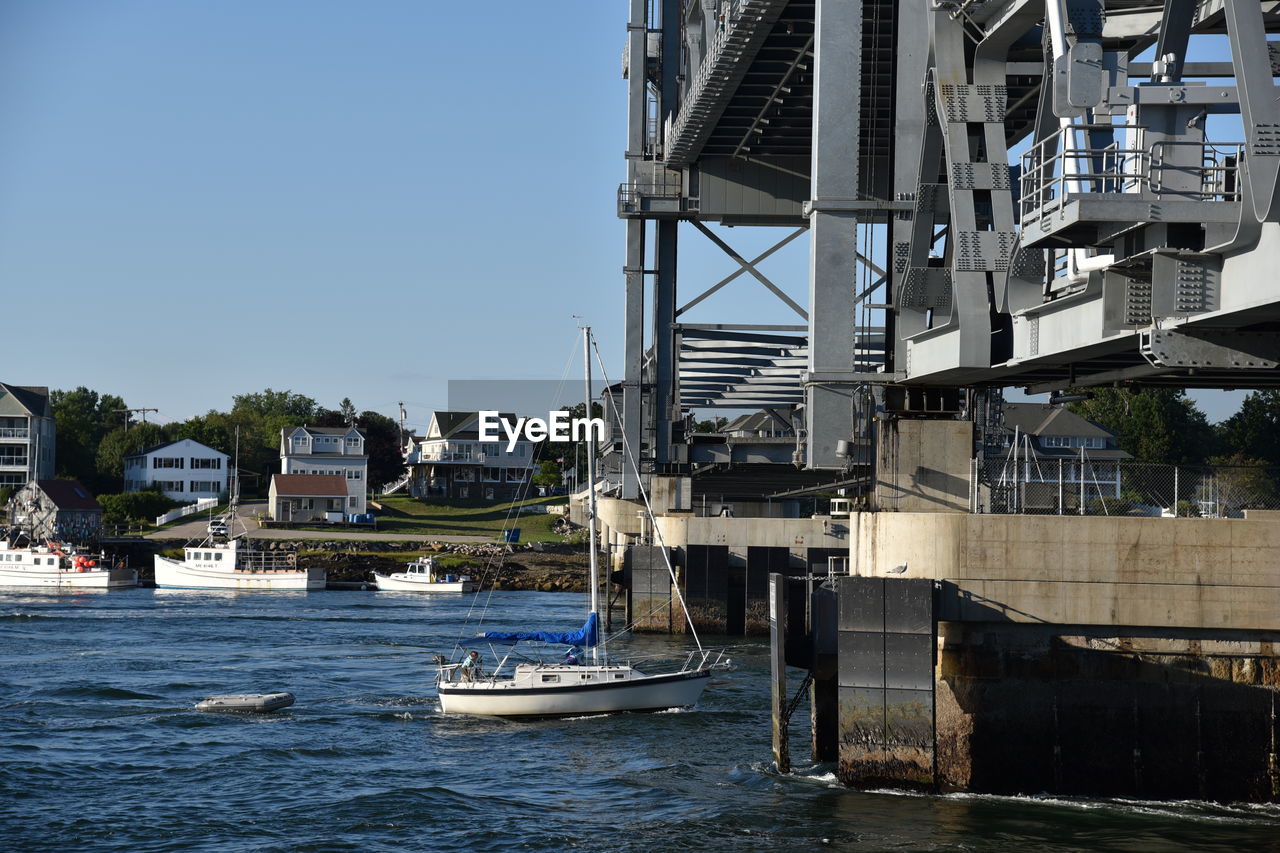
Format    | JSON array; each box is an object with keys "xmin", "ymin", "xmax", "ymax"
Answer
[
  {"xmin": 0, "ymin": 428, "xmax": 30, "ymax": 439},
  {"xmin": 974, "ymin": 458, "xmax": 1280, "ymax": 518},
  {"xmin": 1020, "ymin": 124, "xmax": 1242, "ymax": 227}
]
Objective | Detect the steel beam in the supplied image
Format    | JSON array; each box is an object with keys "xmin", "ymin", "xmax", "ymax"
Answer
[{"xmin": 805, "ymin": 0, "xmax": 863, "ymax": 469}]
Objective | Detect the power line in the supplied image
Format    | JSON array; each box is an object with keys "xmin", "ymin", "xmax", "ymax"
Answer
[{"xmin": 113, "ymin": 408, "xmax": 158, "ymax": 430}]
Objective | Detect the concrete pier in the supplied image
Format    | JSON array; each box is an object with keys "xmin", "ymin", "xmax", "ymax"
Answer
[{"xmin": 823, "ymin": 511, "xmax": 1280, "ymax": 801}]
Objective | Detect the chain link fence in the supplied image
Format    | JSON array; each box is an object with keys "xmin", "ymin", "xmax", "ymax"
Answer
[{"xmin": 973, "ymin": 457, "xmax": 1280, "ymax": 518}]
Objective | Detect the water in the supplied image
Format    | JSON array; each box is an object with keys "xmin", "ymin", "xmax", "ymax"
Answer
[{"xmin": 2, "ymin": 589, "xmax": 1279, "ymax": 853}]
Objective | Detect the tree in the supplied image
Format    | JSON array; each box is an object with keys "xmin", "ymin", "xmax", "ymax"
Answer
[
  {"xmin": 1201, "ymin": 453, "xmax": 1278, "ymax": 516},
  {"xmin": 98, "ymin": 491, "xmax": 179, "ymax": 524},
  {"xmin": 541, "ymin": 401, "xmax": 604, "ymax": 484},
  {"xmin": 228, "ymin": 389, "xmax": 321, "ymax": 485},
  {"xmin": 231, "ymin": 389, "xmax": 320, "ymax": 421},
  {"xmin": 1068, "ymin": 388, "xmax": 1215, "ymax": 464},
  {"xmin": 1217, "ymin": 390, "xmax": 1280, "ymax": 466},
  {"xmin": 50, "ymin": 387, "xmax": 128, "ymax": 492},
  {"xmin": 694, "ymin": 416, "xmax": 729, "ymax": 432},
  {"xmin": 339, "ymin": 397, "xmax": 357, "ymax": 425},
  {"xmin": 533, "ymin": 460, "xmax": 562, "ymax": 489},
  {"xmin": 357, "ymin": 410, "xmax": 405, "ymax": 489},
  {"xmin": 95, "ymin": 423, "xmax": 170, "ymax": 482}
]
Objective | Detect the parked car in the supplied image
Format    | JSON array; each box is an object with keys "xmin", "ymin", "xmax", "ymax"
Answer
[{"xmin": 207, "ymin": 518, "xmax": 229, "ymax": 537}]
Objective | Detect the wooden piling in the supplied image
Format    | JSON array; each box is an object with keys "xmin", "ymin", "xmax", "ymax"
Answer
[{"xmin": 769, "ymin": 572, "xmax": 789, "ymax": 773}]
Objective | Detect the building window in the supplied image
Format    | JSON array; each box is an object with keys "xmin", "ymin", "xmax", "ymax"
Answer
[
  {"xmin": 191, "ymin": 458, "xmax": 222, "ymax": 470},
  {"xmin": 347, "ymin": 470, "xmax": 362, "ymax": 480},
  {"xmin": 153, "ymin": 457, "xmax": 184, "ymax": 469},
  {"xmin": 348, "ymin": 497, "xmax": 357, "ymax": 507}
]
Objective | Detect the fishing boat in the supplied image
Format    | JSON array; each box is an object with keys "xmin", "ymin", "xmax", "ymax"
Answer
[
  {"xmin": 371, "ymin": 556, "xmax": 475, "ymax": 593},
  {"xmin": 0, "ymin": 540, "xmax": 136, "ymax": 589},
  {"xmin": 435, "ymin": 326, "xmax": 726, "ymax": 717},
  {"xmin": 152, "ymin": 432, "xmax": 325, "ymax": 591},
  {"xmin": 154, "ymin": 538, "xmax": 325, "ymax": 590}
]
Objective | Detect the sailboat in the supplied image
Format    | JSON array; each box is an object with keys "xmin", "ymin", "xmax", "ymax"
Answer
[{"xmin": 435, "ymin": 326, "xmax": 726, "ymax": 717}]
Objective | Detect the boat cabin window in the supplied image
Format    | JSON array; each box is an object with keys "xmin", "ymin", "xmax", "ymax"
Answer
[
  {"xmin": 541, "ymin": 675, "xmax": 560, "ymax": 683},
  {"xmin": 214, "ymin": 552, "xmax": 222, "ymax": 561},
  {"xmin": 614, "ymin": 674, "xmax": 625, "ymax": 679}
]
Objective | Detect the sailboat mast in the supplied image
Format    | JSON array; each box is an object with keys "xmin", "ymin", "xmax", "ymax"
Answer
[{"xmin": 583, "ymin": 325, "xmax": 601, "ymax": 662}]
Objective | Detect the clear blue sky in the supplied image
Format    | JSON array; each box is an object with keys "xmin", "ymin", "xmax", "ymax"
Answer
[{"xmin": 0, "ymin": 3, "xmax": 1245, "ymax": 430}]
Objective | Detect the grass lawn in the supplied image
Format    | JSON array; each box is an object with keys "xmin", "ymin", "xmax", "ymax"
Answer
[{"xmin": 369, "ymin": 494, "xmax": 569, "ymax": 542}]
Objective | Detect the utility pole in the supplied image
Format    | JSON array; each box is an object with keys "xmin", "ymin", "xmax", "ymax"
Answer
[{"xmin": 113, "ymin": 408, "xmax": 158, "ymax": 430}]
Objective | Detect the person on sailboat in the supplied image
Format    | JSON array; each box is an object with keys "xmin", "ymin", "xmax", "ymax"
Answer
[
  {"xmin": 460, "ymin": 650, "xmax": 482, "ymax": 682},
  {"xmin": 563, "ymin": 646, "xmax": 582, "ymax": 665}
]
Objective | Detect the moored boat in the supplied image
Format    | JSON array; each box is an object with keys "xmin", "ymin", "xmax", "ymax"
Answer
[
  {"xmin": 0, "ymin": 540, "xmax": 136, "ymax": 589},
  {"xmin": 371, "ymin": 556, "xmax": 474, "ymax": 593},
  {"xmin": 154, "ymin": 539, "xmax": 325, "ymax": 590}
]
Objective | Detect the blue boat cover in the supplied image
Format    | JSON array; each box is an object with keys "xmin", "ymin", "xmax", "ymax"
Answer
[{"xmin": 462, "ymin": 612, "xmax": 598, "ymax": 648}]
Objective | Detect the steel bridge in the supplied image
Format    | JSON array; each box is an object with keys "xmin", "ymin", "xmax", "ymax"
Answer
[{"xmin": 616, "ymin": 0, "xmax": 1280, "ymax": 495}]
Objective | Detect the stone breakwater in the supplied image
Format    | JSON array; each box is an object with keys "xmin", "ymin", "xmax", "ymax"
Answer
[{"xmin": 146, "ymin": 539, "xmax": 591, "ymax": 591}]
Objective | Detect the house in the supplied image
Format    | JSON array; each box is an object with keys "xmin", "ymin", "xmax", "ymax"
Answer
[
  {"xmin": 7, "ymin": 479, "xmax": 102, "ymax": 543},
  {"xmin": 986, "ymin": 403, "xmax": 1131, "ymax": 509},
  {"xmin": 0, "ymin": 383, "xmax": 56, "ymax": 494},
  {"xmin": 279, "ymin": 426, "xmax": 368, "ymax": 514},
  {"xmin": 403, "ymin": 411, "xmax": 534, "ymax": 501},
  {"xmin": 123, "ymin": 439, "xmax": 229, "ymax": 502},
  {"xmin": 268, "ymin": 474, "xmax": 350, "ymax": 523}
]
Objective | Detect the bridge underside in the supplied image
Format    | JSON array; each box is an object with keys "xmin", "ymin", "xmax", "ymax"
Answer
[{"xmin": 618, "ymin": 0, "xmax": 1280, "ymax": 494}]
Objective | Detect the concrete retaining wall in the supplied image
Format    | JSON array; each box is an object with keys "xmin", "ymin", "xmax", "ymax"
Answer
[{"xmin": 851, "ymin": 512, "xmax": 1280, "ymax": 631}]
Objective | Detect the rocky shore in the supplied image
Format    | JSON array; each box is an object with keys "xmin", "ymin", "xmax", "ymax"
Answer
[{"xmin": 145, "ymin": 539, "xmax": 591, "ymax": 592}]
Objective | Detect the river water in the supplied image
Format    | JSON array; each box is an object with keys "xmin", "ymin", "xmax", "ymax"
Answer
[{"xmin": 2, "ymin": 588, "xmax": 1278, "ymax": 852}]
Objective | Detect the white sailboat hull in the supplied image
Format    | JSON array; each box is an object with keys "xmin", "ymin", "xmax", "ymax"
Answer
[
  {"xmin": 371, "ymin": 572, "xmax": 474, "ymax": 593},
  {"xmin": 437, "ymin": 666, "xmax": 711, "ymax": 717},
  {"xmin": 154, "ymin": 555, "xmax": 325, "ymax": 590},
  {"xmin": 0, "ymin": 566, "xmax": 136, "ymax": 589}
]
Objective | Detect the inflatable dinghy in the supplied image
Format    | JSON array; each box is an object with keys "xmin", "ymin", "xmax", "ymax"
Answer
[{"xmin": 196, "ymin": 692, "xmax": 295, "ymax": 713}]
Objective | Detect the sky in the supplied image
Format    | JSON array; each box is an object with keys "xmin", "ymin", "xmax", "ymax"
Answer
[{"xmin": 0, "ymin": 3, "xmax": 1249, "ymax": 432}]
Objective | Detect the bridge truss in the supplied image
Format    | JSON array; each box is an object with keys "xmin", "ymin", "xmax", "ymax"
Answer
[{"xmin": 618, "ymin": 0, "xmax": 1280, "ymax": 493}]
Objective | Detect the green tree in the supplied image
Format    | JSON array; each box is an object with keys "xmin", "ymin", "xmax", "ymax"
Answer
[
  {"xmin": 693, "ymin": 416, "xmax": 729, "ymax": 432},
  {"xmin": 541, "ymin": 401, "xmax": 604, "ymax": 485},
  {"xmin": 1202, "ymin": 453, "xmax": 1278, "ymax": 515},
  {"xmin": 1217, "ymin": 390, "xmax": 1280, "ymax": 465},
  {"xmin": 533, "ymin": 459, "xmax": 562, "ymax": 489},
  {"xmin": 228, "ymin": 388, "xmax": 321, "ymax": 485},
  {"xmin": 50, "ymin": 387, "xmax": 128, "ymax": 492},
  {"xmin": 98, "ymin": 491, "xmax": 179, "ymax": 524},
  {"xmin": 339, "ymin": 397, "xmax": 357, "ymax": 425},
  {"xmin": 231, "ymin": 389, "xmax": 320, "ymax": 421},
  {"xmin": 357, "ymin": 410, "xmax": 405, "ymax": 489},
  {"xmin": 1068, "ymin": 388, "xmax": 1215, "ymax": 464},
  {"xmin": 95, "ymin": 423, "xmax": 170, "ymax": 483}
]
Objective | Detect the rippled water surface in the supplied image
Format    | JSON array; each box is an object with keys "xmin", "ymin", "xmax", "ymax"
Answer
[{"xmin": 2, "ymin": 589, "xmax": 1278, "ymax": 852}]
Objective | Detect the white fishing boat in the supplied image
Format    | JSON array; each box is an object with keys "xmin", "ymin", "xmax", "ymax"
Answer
[
  {"xmin": 152, "ymin": 432, "xmax": 325, "ymax": 591},
  {"xmin": 154, "ymin": 538, "xmax": 325, "ymax": 590},
  {"xmin": 435, "ymin": 326, "xmax": 726, "ymax": 717},
  {"xmin": 0, "ymin": 541, "xmax": 137, "ymax": 589},
  {"xmin": 371, "ymin": 557, "xmax": 474, "ymax": 593}
]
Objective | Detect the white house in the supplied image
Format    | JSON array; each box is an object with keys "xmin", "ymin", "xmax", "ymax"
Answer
[
  {"xmin": 0, "ymin": 383, "xmax": 56, "ymax": 494},
  {"xmin": 403, "ymin": 411, "xmax": 534, "ymax": 501},
  {"xmin": 124, "ymin": 439, "xmax": 230, "ymax": 502},
  {"xmin": 280, "ymin": 426, "xmax": 368, "ymax": 514}
]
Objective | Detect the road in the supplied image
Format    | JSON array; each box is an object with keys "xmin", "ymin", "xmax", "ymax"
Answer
[{"xmin": 145, "ymin": 501, "xmax": 492, "ymax": 543}]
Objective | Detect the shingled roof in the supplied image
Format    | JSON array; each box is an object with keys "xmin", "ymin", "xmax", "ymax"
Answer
[
  {"xmin": 270, "ymin": 474, "xmax": 349, "ymax": 496},
  {"xmin": 33, "ymin": 480, "xmax": 101, "ymax": 511}
]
